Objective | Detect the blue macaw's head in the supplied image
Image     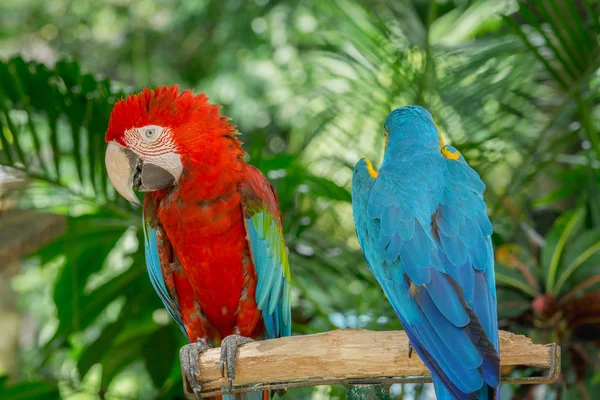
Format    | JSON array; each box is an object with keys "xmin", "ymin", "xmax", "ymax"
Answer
[{"xmin": 383, "ymin": 105, "xmax": 441, "ymax": 156}]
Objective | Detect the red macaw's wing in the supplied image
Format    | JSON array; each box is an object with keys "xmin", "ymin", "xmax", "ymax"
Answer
[
  {"xmin": 143, "ymin": 202, "xmax": 211, "ymax": 343},
  {"xmin": 240, "ymin": 166, "xmax": 292, "ymax": 339},
  {"xmin": 142, "ymin": 209, "xmax": 188, "ymax": 339}
]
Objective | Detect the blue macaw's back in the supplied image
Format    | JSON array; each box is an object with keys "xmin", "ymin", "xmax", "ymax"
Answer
[{"xmin": 352, "ymin": 106, "xmax": 500, "ymax": 400}]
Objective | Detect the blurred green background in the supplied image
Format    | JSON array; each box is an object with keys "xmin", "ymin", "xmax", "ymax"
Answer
[{"xmin": 1, "ymin": 0, "xmax": 599, "ymax": 399}]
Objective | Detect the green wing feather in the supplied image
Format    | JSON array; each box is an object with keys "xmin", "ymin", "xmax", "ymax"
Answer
[{"xmin": 241, "ymin": 166, "xmax": 292, "ymax": 339}]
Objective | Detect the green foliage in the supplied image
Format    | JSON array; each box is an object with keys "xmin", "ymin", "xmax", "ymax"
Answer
[
  {"xmin": 0, "ymin": 380, "xmax": 60, "ymax": 400},
  {"xmin": 2, "ymin": 0, "xmax": 600, "ymax": 399},
  {"xmin": 496, "ymin": 207, "xmax": 600, "ymax": 397},
  {"xmin": 143, "ymin": 326, "xmax": 179, "ymax": 389}
]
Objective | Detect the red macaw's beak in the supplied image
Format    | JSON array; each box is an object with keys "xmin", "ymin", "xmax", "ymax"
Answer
[{"xmin": 105, "ymin": 142, "xmax": 179, "ymax": 206}]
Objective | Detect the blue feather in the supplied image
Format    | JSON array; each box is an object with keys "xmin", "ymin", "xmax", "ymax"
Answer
[
  {"xmin": 281, "ymin": 284, "xmax": 292, "ymax": 336},
  {"xmin": 427, "ymin": 271, "xmax": 469, "ymax": 327},
  {"xmin": 399, "ymin": 223, "xmax": 432, "ymax": 285},
  {"xmin": 243, "ymin": 203, "xmax": 292, "ymax": 341},
  {"xmin": 408, "ymin": 327, "xmax": 470, "ymax": 399},
  {"xmin": 377, "ymin": 231, "xmax": 390, "ymax": 253},
  {"xmin": 397, "ymin": 218, "xmax": 415, "ymax": 240},
  {"xmin": 437, "ymin": 208, "xmax": 460, "ymax": 236},
  {"xmin": 268, "ymin": 266, "xmax": 284, "ymax": 314},
  {"xmin": 458, "ymin": 217, "xmax": 480, "ymax": 249},
  {"xmin": 142, "ymin": 215, "xmax": 188, "ymax": 340},
  {"xmin": 352, "ymin": 106, "xmax": 499, "ymax": 400},
  {"xmin": 472, "ymin": 273, "xmax": 493, "ymax": 339},
  {"xmin": 255, "ymin": 211, "xmax": 264, "ymax": 236},
  {"xmin": 381, "ymin": 205, "xmax": 399, "ymax": 236},
  {"xmin": 417, "ymin": 290, "xmax": 483, "ymax": 371},
  {"xmin": 432, "ymin": 376, "xmax": 463, "ymax": 400},
  {"xmin": 473, "ymin": 235, "xmax": 493, "ymax": 272},
  {"xmin": 439, "ymin": 232, "xmax": 468, "ymax": 265},
  {"xmin": 381, "ymin": 273, "xmax": 421, "ymax": 323},
  {"xmin": 477, "ymin": 209, "xmax": 493, "ymax": 236},
  {"xmin": 430, "ymin": 247, "xmax": 444, "ymax": 272},
  {"xmin": 384, "ymin": 232, "xmax": 402, "ymax": 261},
  {"xmin": 412, "ymin": 313, "xmax": 484, "ymax": 392},
  {"xmin": 439, "ymin": 204, "xmax": 465, "ymax": 230},
  {"xmin": 399, "ymin": 245, "xmax": 431, "ymax": 285},
  {"xmin": 457, "ymin": 261, "xmax": 476, "ymax": 307}
]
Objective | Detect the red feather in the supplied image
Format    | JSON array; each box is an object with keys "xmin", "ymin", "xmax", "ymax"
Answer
[{"xmin": 106, "ymin": 85, "xmax": 236, "ymax": 153}]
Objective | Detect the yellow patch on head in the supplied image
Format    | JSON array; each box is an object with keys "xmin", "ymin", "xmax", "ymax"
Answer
[
  {"xmin": 365, "ymin": 158, "xmax": 379, "ymax": 178},
  {"xmin": 436, "ymin": 125, "xmax": 445, "ymax": 146},
  {"xmin": 437, "ymin": 126, "xmax": 460, "ymax": 160},
  {"xmin": 442, "ymin": 147, "xmax": 460, "ymax": 160}
]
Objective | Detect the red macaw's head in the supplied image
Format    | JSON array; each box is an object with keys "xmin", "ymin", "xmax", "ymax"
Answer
[{"xmin": 105, "ymin": 85, "xmax": 236, "ymax": 205}]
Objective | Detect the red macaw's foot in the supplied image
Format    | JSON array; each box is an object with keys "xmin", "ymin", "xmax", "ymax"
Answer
[
  {"xmin": 219, "ymin": 334, "xmax": 255, "ymax": 391},
  {"xmin": 180, "ymin": 340, "xmax": 213, "ymax": 399},
  {"xmin": 408, "ymin": 342, "xmax": 413, "ymax": 358}
]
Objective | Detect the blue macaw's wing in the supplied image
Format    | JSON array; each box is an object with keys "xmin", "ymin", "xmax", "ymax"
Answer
[
  {"xmin": 241, "ymin": 166, "xmax": 292, "ymax": 340},
  {"xmin": 352, "ymin": 150, "xmax": 499, "ymax": 400},
  {"xmin": 142, "ymin": 211, "xmax": 188, "ymax": 340}
]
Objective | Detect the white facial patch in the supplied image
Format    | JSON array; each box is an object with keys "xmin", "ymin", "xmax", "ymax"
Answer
[
  {"xmin": 121, "ymin": 125, "xmax": 183, "ymax": 185},
  {"xmin": 123, "ymin": 125, "xmax": 175, "ymax": 156},
  {"xmin": 144, "ymin": 152, "xmax": 183, "ymax": 183}
]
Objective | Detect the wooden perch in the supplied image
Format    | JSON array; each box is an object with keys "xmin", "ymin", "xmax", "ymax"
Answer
[{"xmin": 185, "ymin": 329, "xmax": 559, "ymax": 397}]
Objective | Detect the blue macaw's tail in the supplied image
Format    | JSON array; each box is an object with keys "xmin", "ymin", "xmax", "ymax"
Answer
[
  {"xmin": 396, "ymin": 274, "xmax": 499, "ymax": 400},
  {"xmin": 432, "ymin": 377, "xmax": 457, "ymax": 400},
  {"xmin": 433, "ymin": 377, "xmax": 496, "ymax": 400},
  {"xmin": 400, "ymin": 308, "xmax": 499, "ymax": 400}
]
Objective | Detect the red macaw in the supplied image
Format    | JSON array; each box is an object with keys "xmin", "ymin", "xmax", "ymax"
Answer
[{"xmin": 105, "ymin": 85, "xmax": 291, "ymax": 399}]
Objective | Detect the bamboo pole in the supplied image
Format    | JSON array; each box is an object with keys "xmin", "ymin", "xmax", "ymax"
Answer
[{"xmin": 189, "ymin": 329, "xmax": 557, "ymax": 393}]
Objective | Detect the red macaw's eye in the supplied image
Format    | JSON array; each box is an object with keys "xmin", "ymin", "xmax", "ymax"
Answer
[
  {"xmin": 136, "ymin": 125, "xmax": 164, "ymax": 143},
  {"xmin": 143, "ymin": 127, "xmax": 160, "ymax": 140}
]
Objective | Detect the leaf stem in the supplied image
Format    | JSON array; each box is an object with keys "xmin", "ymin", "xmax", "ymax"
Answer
[
  {"xmin": 560, "ymin": 275, "xmax": 600, "ymax": 304},
  {"xmin": 554, "ymin": 241, "xmax": 600, "ymax": 295},
  {"xmin": 496, "ymin": 273, "xmax": 539, "ymax": 298},
  {"xmin": 576, "ymin": 92, "xmax": 600, "ymax": 161},
  {"xmin": 546, "ymin": 208, "xmax": 585, "ymax": 294}
]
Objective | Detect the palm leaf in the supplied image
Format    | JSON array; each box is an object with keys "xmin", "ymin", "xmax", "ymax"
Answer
[
  {"xmin": 0, "ymin": 56, "xmax": 133, "ymax": 211},
  {"xmin": 542, "ymin": 207, "xmax": 586, "ymax": 293}
]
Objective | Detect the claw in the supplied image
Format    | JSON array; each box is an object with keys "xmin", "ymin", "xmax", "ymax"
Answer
[
  {"xmin": 219, "ymin": 334, "xmax": 254, "ymax": 392},
  {"xmin": 408, "ymin": 342, "xmax": 413, "ymax": 359},
  {"xmin": 180, "ymin": 340, "xmax": 213, "ymax": 400}
]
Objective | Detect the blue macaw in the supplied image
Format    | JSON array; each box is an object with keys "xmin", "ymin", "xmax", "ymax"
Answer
[{"xmin": 352, "ymin": 106, "xmax": 500, "ymax": 400}]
